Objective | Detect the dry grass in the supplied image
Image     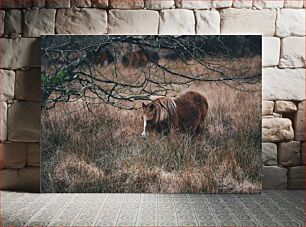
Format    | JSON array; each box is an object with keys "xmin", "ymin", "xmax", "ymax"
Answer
[{"xmin": 41, "ymin": 81, "xmax": 262, "ymax": 193}]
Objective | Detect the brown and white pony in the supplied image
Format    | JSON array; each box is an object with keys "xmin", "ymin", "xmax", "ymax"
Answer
[{"xmin": 141, "ymin": 91, "xmax": 208, "ymax": 136}]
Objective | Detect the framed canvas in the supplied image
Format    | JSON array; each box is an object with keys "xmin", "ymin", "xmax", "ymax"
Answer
[{"xmin": 41, "ymin": 35, "xmax": 262, "ymax": 193}]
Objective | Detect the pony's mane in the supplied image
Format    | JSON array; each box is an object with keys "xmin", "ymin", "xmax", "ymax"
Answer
[{"xmin": 153, "ymin": 97, "xmax": 177, "ymax": 123}]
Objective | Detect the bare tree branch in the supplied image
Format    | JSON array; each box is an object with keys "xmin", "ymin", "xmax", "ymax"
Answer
[{"xmin": 41, "ymin": 35, "xmax": 261, "ymax": 110}]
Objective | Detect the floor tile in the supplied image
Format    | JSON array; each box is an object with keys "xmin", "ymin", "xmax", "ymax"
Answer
[{"xmin": 0, "ymin": 190, "xmax": 303, "ymax": 227}]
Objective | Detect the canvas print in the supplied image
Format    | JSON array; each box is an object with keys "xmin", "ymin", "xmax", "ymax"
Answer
[{"xmin": 41, "ymin": 35, "xmax": 262, "ymax": 193}]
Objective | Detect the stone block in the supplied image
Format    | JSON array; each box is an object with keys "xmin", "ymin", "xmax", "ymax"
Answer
[
  {"xmin": 262, "ymin": 166, "xmax": 287, "ymax": 189},
  {"xmin": 262, "ymin": 68, "xmax": 305, "ymax": 101},
  {"xmin": 46, "ymin": 0, "xmax": 70, "ymax": 8},
  {"xmin": 280, "ymin": 37, "xmax": 305, "ymax": 68},
  {"xmin": 262, "ymin": 143, "xmax": 277, "ymax": 166},
  {"xmin": 0, "ymin": 38, "xmax": 40, "ymax": 69},
  {"xmin": 262, "ymin": 118, "xmax": 294, "ymax": 142},
  {"xmin": 262, "ymin": 101, "xmax": 274, "ymax": 116},
  {"xmin": 159, "ymin": 9, "xmax": 195, "ymax": 35},
  {"xmin": 32, "ymin": 0, "xmax": 46, "ymax": 8},
  {"xmin": 0, "ymin": 69, "xmax": 15, "ymax": 102},
  {"xmin": 288, "ymin": 166, "xmax": 304, "ymax": 189},
  {"xmin": 276, "ymin": 9, "xmax": 305, "ymax": 37},
  {"xmin": 195, "ymin": 10, "xmax": 220, "ymax": 35},
  {"xmin": 8, "ymin": 102, "xmax": 40, "ymax": 142},
  {"xmin": 232, "ymin": 0, "xmax": 253, "ymax": 8},
  {"xmin": 0, "ymin": 0, "xmax": 31, "ymax": 9},
  {"xmin": 262, "ymin": 37, "xmax": 280, "ymax": 67},
  {"xmin": 7, "ymin": 33, "xmax": 21, "ymax": 38},
  {"xmin": 91, "ymin": 0, "xmax": 108, "ymax": 8},
  {"xmin": 220, "ymin": 9, "xmax": 276, "ymax": 36},
  {"xmin": 274, "ymin": 101, "xmax": 297, "ymax": 113},
  {"xmin": 175, "ymin": 0, "xmax": 212, "ymax": 8},
  {"xmin": 278, "ymin": 141, "xmax": 301, "ymax": 166},
  {"xmin": 71, "ymin": 0, "xmax": 91, "ymax": 7},
  {"xmin": 27, "ymin": 143, "xmax": 40, "ymax": 167},
  {"xmin": 0, "ymin": 102, "xmax": 7, "ymax": 142},
  {"xmin": 0, "ymin": 167, "xmax": 40, "ymax": 192},
  {"xmin": 294, "ymin": 101, "xmax": 305, "ymax": 141},
  {"xmin": 212, "ymin": 0, "xmax": 233, "ymax": 8},
  {"xmin": 253, "ymin": 0, "xmax": 284, "ymax": 8},
  {"xmin": 301, "ymin": 142, "xmax": 305, "ymax": 165},
  {"xmin": 108, "ymin": 10, "xmax": 159, "ymax": 34},
  {"xmin": 23, "ymin": 9, "xmax": 56, "ymax": 37},
  {"xmin": 15, "ymin": 68, "xmax": 41, "ymax": 101},
  {"xmin": 110, "ymin": 0, "xmax": 144, "ymax": 8},
  {"xmin": 4, "ymin": 9, "xmax": 22, "ymax": 34},
  {"xmin": 0, "ymin": 142, "xmax": 27, "ymax": 169},
  {"xmin": 0, "ymin": 10, "xmax": 4, "ymax": 35},
  {"xmin": 145, "ymin": 0, "xmax": 175, "ymax": 9},
  {"xmin": 284, "ymin": 0, "xmax": 304, "ymax": 8},
  {"xmin": 56, "ymin": 8, "xmax": 107, "ymax": 34}
]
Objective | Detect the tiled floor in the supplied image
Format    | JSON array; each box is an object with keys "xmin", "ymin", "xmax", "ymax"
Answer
[{"xmin": 1, "ymin": 190, "xmax": 304, "ymax": 226}]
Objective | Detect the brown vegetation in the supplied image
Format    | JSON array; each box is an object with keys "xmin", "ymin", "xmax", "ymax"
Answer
[{"xmin": 41, "ymin": 80, "xmax": 261, "ymax": 193}]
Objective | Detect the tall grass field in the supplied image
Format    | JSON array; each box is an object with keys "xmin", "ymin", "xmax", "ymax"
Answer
[{"xmin": 41, "ymin": 61, "xmax": 262, "ymax": 193}]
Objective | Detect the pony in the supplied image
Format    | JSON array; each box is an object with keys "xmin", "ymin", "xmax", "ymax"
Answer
[
  {"xmin": 141, "ymin": 91, "xmax": 208, "ymax": 136},
  {"xmin": 122, "ymin": 50, "xmax": 160, "ymax": 68}
]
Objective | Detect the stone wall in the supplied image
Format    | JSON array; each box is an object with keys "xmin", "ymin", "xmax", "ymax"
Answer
[{"xmin": 0, "ymin": 0, "xmax": 305, "ymax": 192}]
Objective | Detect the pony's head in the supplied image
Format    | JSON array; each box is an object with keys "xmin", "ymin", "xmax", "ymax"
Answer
[{"xmin": 142, "ymin": 102, "xmax": 157, "ymax": 121}]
